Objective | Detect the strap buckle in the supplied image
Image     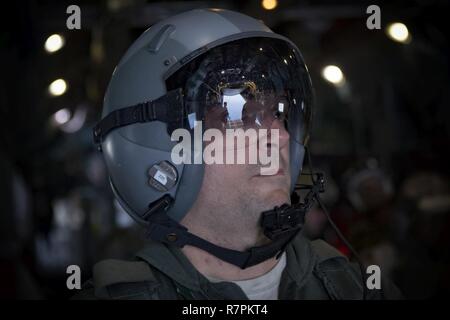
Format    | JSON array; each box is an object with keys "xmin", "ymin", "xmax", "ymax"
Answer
[
  {"xmin": 261, "ymin": 204, "xmax": 304, "ymax": 240},
  {"xmin": 134, "ymin": 101, "xmax": 155, "ymax": 123}
]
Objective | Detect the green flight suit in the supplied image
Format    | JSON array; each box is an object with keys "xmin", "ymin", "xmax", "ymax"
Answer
[{"xmin": 73, "ymin": 232, "xmax": 402, "ymax": 300}]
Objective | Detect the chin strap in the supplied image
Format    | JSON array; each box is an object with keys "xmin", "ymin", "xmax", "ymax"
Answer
[
  {"xmin": 261, "ymin": 173, "xmax": 325, "ymax": 240},
  {"xmin": 143, "ymin": 175, "xmax": 325, "ymax": 269}
]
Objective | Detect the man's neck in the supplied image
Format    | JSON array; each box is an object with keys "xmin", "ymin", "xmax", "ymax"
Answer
[{"xmin": 180, "ymin": 214, "xmax": 279, "ymax": 281}]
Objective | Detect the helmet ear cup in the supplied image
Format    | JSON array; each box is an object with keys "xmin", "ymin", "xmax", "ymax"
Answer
[
  {"xmin": 103, "ymin": 127, "xmax": 184, "ymax": 225},
  {"xmin": 148, "ymin": 161, "xmax": 179, "ymax": 192},
  {"xmin": 167, "ymin": 162, "xmax": 205, "ymax": 222}
]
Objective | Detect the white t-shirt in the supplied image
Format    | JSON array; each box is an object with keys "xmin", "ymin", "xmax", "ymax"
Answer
[{"xmin": 207, "ymin": 252, "xmax": 287, "ymax": 300}]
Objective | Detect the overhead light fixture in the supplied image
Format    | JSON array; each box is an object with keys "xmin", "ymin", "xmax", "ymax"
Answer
[
  {"xmin": 44, "ymin": 34, "xmax": 65, "ymax": 53},
  {"xmin": 262, "ymin": 0, "xmax": 277, "ymax": 11},
  {"xmin": 386, "ymin": 22, "xmax": 411, "ymax": 44},
  {"xmin": 60, "ymin": 105, "xmax": 87, "ymax": 133},
  {"xmin": 49, "ymin": 79, "xmax": 67, "ymax": 96},
  {"xmin": 322, "ymin": 65, "xmax": 345, "ymax": 86},
  {"xmin": 50, "ymin": 105, "xmax": 87, "ymax": 133},
  {"xmin": 53, "ymin": 108, "xmax": 71, "ymax": 125}
]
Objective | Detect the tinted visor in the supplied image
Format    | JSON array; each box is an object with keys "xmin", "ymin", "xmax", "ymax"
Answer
[{"xmin": 166, "ymin": 37, "xmax": 313, "ymax": 145}]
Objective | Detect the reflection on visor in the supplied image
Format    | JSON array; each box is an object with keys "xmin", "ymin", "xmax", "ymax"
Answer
[
  {"xmin": 207, "ymin": 81, "xmax": 289, "ymax": 131},
  {"xmin": 165, "ymin": 37, "xmax": 313, "ymax": 145}
]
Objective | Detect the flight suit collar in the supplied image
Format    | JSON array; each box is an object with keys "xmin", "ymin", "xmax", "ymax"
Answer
[{"xmin": 136, "ymin": 231, "xmax": 314, "ymax": 299}]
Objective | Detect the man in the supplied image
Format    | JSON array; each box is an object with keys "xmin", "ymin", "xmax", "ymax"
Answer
[{"xmin": 78, "ymin": 8, "xmax": 402, "ymax": 300}]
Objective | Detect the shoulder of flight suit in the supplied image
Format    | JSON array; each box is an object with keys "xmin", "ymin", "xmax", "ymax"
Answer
[
  {"xmin": 310, "ymin": 239, "xmax": 346, "ymax": 261},
  {"xmin": 71, "ymin": 259, "xmax": 178, "ymax": 300},
  {"xmin": 309, "ymin": 239, "xmax": 403, "ymax": 300},
  {"xmin": 309, "ymin": 239, "xmax": 364, "ymax": 299}
]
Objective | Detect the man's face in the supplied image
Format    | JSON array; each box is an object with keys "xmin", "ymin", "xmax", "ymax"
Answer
[{"xmin": 196, "ymin": 99, "xmax": 291, "ymax": 233}]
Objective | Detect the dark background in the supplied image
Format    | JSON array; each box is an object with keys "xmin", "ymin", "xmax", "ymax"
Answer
[{"xmin": 1, "ymin": 0, "xmax": 449, "ymax": 299}]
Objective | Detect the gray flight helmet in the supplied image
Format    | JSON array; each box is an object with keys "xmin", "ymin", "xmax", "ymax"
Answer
[{"xmin": 100, "ymin": 8, "xmax": 313, "ymax": 226}]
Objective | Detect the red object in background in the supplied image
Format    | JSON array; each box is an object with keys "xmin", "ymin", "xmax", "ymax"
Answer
[{"xmin": 336, "ymin": 242, "xmax": 351, "ymax": 257}]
